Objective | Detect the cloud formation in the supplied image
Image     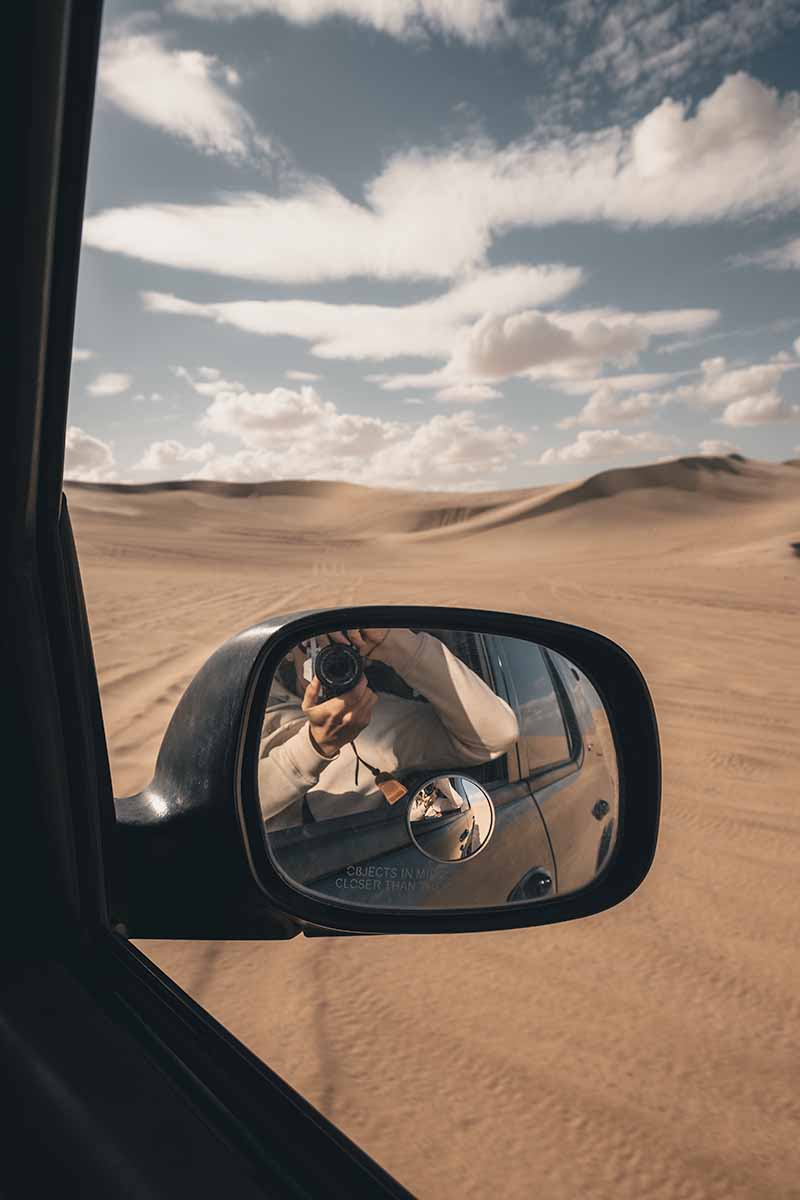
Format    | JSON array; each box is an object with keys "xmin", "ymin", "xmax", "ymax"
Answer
[
  {"xmin": 174, "ymin": 365, "xmax": 246, "ymax": 395},
  {"xmin": 537, "ymin": 428, "xmax": 675, "ymax": 464},
  {"xmin": 720, "ymin": 394, "xmax": 800, "ymax": 427},
  {"xmin": 143, "ymin": 264, "xmax": 583, "ymax": 359},
  {"xmin": 737, "ymin": 236, "xmax": 800, "ymax": 270},
  {"xmin": 461, "ymin": 310, "xmax": 649, "ymax": 378},
  {"xmin": 171, "ymin": 0, "xmax": 511, "ymax": 45},
  {"xmin": 98, "ymin": 29, "xmax": 270, "ymax": 160},
  {"xmin": 554, "ymin": 370, "xmax": 680, "ymax": 395},
  {"xmin": 698, "ymin": 439, "xmax": 739, "ymax": 456},
  {"xmin": 558, "ymin": 385, "xmax": 662, "ymax": 428},
  {"xmin": 435, "ymin": 383, "xmax": 502, "ymax": 404},
  {"xmin": 64, "ymin": 426, "xmax": 118, "ymax": 482},
  {"xmin": 84, "ymin": 74, "xmax": 800, "ymax": 284},
  {"xmin": 137, "ymin": 440, "xmax": 216, "ymax": 470},
  {"xmin": 144, "ymin": 279, "xmax": 714, "ymax": 399},
  {"xmin": 542, "ymin": 1, "xmax": 800, "ymax": 115},
  {"xmin": 87, "ymin": 372, "xmax": 132, "ymax": 397},
  {"xmin": 185, "ymin": 382, "xmax": 525, "ymax": 487},
  {"xmin": 71, "ymin": 347, "xmax": 94, "ymax": 363},
  {"xmin": 671, "ymin": 354, "xmax": 800, "ymax": 425}
]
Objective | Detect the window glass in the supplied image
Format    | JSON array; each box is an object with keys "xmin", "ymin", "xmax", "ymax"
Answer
[{"xmin": 496, "ymin": 637, "xmax": 570, "ymax": 773}]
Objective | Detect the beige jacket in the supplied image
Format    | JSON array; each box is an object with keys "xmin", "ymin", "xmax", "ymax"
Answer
[{"xmin": 258, "ymin": 628, "xmax": 519, "ymax": 829}]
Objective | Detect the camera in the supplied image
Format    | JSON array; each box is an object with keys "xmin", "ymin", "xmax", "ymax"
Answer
[{"xmin": 314, "ymin": 641, "xmax": 363, "ymax": 700}]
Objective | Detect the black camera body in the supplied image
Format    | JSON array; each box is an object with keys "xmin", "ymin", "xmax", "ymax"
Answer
[{"xmin": 314, "ymin": 642, "xmax": 363, "ymax": 701}]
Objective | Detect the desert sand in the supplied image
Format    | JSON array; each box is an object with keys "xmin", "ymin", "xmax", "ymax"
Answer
[{"xmin": 67, "ymin": 453, "xmax": 800, "ymax": 1200}]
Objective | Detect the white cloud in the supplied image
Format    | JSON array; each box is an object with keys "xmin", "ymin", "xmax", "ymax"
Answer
[
  {"xmin": 674, "ymin": 355, "xmax": 797, "ymax": 409},
  {"xmin": 64, "ymin": 426, "xmax": 117, "ymax": 482},
  {"xmin": 171, "ymin": 0, "xmax": 512, "ymax": 45},
  {"xmin": 720, "ymin": 395, "xmax": 800, "ymax": 427},
  {"xmin": 174, "ymin": 365, "xmax": 245, "ymax": 395},
  {"xmin": 369, "ymin": 368, "xmax": 455, "ymax": 392},
  {"xmin": 555, "ymin": 370, "xmax": 680, "ymax": 395},
  {"xmin": 98, "ymin": 29, "xmax": 270, "ymax": 160},
  {"xmin": 71, "ymin": 347, "xmax": 94, "ymax": 363},
  {"xmin": 436, "ymin": 383, "xmax": 502, "ymax": 404},
  {"xmin": 369, "ymin": 340, "xmax": 707, "ymax": 394},
  {"xmin": 698, "ymin": 439, "xmax": 739, "ymax": 456},
  {"xmin": 558, "ymin": 385, "xmax": 662, "ymax": 428},
  {"xmin": 185, "ymin": 382, "xmax": 524, "ymax": 487},
  {"xmin": 87, "ymin": 371, "xmax": 132, "ymax": 397},
  {"xmin": 537, "ymin": 428, "xmax": 675, "ymax": 465},
  {"xmin": 734, "ymin": 235, "xmax": 800, "ymax": 270},
  {"xmin": 84, "ymin": 75, "xmax": 800, "ymax": 284},
  {"xmin": 143, "ymin": 264, "xmax": 583, "ymax": 359},
  {"xmin": 796, "ymin": 336, "xmax": 800, "ymax": 357},
  {"xmin": 403, "ymin": 397, "xmax": 425, "ymax": 406},
  {"xmin": 546, "ymin": 1, "xmax": 800, "ymax": 113},
  {"xmin": 460, "ymin": 310, "xmax": 649, "ymax": 379},
  {"xmin": 286, "ymin": 369, "xmax": 322, "ymax": 381},
  {"xmin": 145, "ymin": 284, "xmax": 713, "ymax": 394},
  {"xmin": 136, "ymin": 440, "xmax": 216, "ymax": 470}
]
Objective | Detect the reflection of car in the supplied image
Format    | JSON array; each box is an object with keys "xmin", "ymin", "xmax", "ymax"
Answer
[{"xmin": 267, "ymin": 630, "xmax": 619, "ymax": 907}]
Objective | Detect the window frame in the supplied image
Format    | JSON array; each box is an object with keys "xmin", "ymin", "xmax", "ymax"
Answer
[
  {"xmin": 487, "ymin": 634, "xmax": 581, "ymax": 783},
  {"xmin": 3, "ymin": 6, "xmax": 413, "ymax": 1195}
]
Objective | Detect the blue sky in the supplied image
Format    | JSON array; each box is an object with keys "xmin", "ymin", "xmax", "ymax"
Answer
[{"xmin": 67, "ymin": 0, "xmax": 800, "ymax": 490}]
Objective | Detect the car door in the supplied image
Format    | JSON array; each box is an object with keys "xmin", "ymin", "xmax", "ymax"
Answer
[
  {"xmin": 488, "ymin": 634, "xmax": 617, "ymax": 896},
  {"xmin": 269, "ymin": 628, "xmax": 556, "ymax": 908}
]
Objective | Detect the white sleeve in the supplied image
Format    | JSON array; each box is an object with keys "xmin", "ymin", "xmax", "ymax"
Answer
[
  {"xmin": 258, "ymin": 722, "xmax": 338, "ymax": 823},
  {"xmin": 371, "ymin": 628, "xmax": 518, "ymax": 763},
  {"xmin": 259, "ymin": 684, "xmax": 339, "ymax": 823}
]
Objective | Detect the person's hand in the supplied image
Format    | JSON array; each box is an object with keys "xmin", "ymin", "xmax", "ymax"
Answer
[
  {"xmin": 326, "ymin": 628, "xmax": 389, "ymax": 658},
  {"xmin": 302, "ymin": 674, "xmax": 377, "ymax": 758}
]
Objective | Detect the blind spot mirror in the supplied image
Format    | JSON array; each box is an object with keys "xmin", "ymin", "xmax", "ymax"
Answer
[{"xmin": 407, "ymin": 775, "xmax": 495, "ymax": 863}]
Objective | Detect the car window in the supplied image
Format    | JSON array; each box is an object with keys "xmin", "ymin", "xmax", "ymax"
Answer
[
  {"xmin": 421, "ymin": 629, "xmax": 508, "ymax": 785},
  {"xmin": 495, "ymin": 637, "xmax": 571, "ymax": 775},
  {"xmin": 550, "ymin": 651, "xmax": 602, "ymax": 733}
]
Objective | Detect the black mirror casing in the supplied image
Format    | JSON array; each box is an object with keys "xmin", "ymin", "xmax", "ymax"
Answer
[{"xmin": 113, "ymin": 607, "xmax": 660, "ymax": 939}]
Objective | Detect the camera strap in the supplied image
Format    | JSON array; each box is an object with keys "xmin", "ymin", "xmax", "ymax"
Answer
[{"xmin": 351, "ymin": 742, "xmax": 408, "ymax": 805}]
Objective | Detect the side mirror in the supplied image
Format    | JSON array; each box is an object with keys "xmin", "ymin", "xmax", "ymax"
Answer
[{"xmin": 113, "ymin": 607, "xmax": 660, "ymax": 939}]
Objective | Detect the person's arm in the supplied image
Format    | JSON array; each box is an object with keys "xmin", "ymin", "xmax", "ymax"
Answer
[
  {"xmin": 258, "ymin": 674, "xmax": 377, "ymax": 824},
  {"xmin": 258, "ymin": 721, "xmax": 337, "ymax": 824},
  {"xmin": 371, "ymin": 629, "xmax": 519, "ymax": 762}
]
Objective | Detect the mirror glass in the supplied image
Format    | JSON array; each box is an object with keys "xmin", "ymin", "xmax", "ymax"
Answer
[
  {"xmin": 257, "ymin": 626, "xmax": 619, "ymax": 910},
  {"xmin": 408, "ymin": 775, "xmax": 495, "ymax": 863}
]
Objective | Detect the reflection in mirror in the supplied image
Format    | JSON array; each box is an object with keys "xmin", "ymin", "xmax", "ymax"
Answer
[
  {"xmin": 257, "ymin": 626, "xmax": 619, "ymax": 911},
  {"xmin": 408, "ymin": 775, "xmax": 495, "ymax": 863}
]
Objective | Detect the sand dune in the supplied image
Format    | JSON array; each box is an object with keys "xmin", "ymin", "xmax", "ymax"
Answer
[
  {"xmin": 67, "ymin": 453, "xmax": 800, "ymax": 1200},
  {"xmin": 68, "ymin": 453, "xmax": 800, "ymax": 544}
]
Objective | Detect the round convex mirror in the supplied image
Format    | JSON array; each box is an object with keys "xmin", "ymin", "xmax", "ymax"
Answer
[{"xmin": 407, "ymin": 774, "xmax": 495, "ymax": 864}]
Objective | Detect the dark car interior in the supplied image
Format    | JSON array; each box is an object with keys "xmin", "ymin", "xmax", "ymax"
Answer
[{"xmin": 3, "ymin": 7, "xmax": 412, "ymax": 1196}]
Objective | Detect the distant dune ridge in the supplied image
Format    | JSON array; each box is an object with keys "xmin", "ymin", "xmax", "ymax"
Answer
[
  {"xmin": 67, "ymin": 453, "xmax": 800, "ymax": 546},
  {"xmin": 67, "ymin": 448, "xmax": 800, "ymax": 1200}
]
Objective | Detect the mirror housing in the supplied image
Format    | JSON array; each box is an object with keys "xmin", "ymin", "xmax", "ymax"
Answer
[{"xmin": 113, "ymin": 607, "xmax": 660, "ymax": 939}]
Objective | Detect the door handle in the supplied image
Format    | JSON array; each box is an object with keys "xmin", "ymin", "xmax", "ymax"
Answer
[{"xmin": 507, "ymin": 868, "xmax": 553, "ymax": 903}]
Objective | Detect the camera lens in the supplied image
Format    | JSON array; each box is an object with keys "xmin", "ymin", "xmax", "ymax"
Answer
[{"xmin": 315, "ymin": 642, "xmax": 362, "ymax": 698}]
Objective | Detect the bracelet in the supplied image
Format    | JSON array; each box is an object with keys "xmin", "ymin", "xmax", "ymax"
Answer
[{"xmin": 308, "ymin": 727, "xmax": 338, "ymax": 760}]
